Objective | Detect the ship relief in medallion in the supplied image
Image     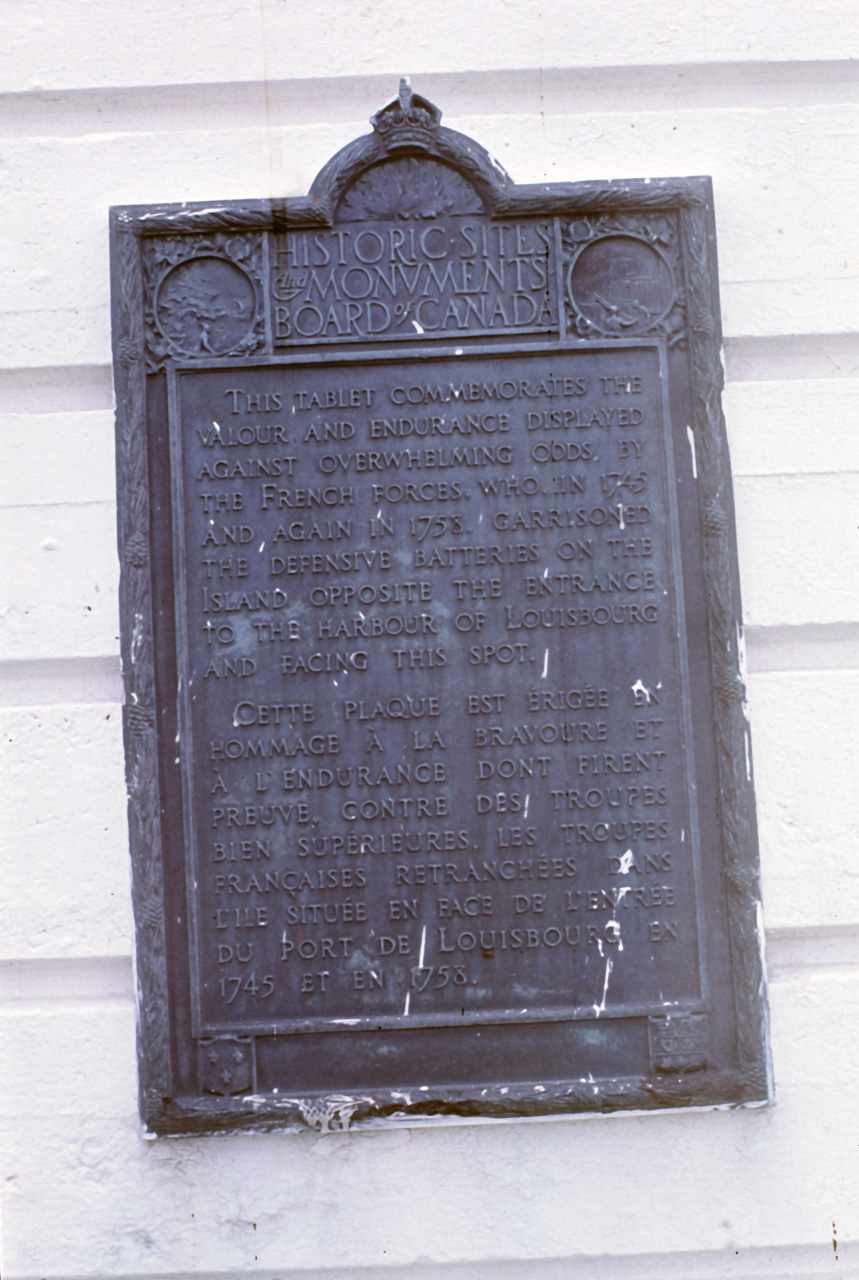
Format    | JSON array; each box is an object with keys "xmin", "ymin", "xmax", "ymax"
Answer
[{"xmin": 562, "ymin": 214, "xmax": 685, "ymax": 345}]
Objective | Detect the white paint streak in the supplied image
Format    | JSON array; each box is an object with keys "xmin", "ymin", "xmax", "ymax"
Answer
[
  {"xmin": 686, "ymin": 425, "xmax": 698, "ymax": 478},
  {"xmin": 631, "ymin": 678, "xmax": 652, "ymax": 702},
  {"xmin": 404, "ymin": 991, "xmax": 410, "ymax": 1015},
  {"xmin": 418, "ymin": 924, "xmax": 427, "ymax": 969},
  {"xmin": 593, "ymin": 957, "xmax": 613, "ymax": 1016},
  {"xmin": 541, "ymin": 648, "xmax": 549, "ymax": 679},
  {"xmin": 131, "ymin": 612, "xmax": 145, "ymax": 663}
]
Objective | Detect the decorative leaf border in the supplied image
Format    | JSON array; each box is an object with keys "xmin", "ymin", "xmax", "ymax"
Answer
[{"xmin": 111, "ymin": 94, "xmax": 770, "ymax": 1135}]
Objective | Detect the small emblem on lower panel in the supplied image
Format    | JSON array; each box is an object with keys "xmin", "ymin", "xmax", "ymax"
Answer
[
  {"xmin": 648, "ymin": 1013, "xmax": 709, "ymax": 1073},
  {"xmin": 199, "ymin": 1037, "xmax": 255, "ymax": 1096}
]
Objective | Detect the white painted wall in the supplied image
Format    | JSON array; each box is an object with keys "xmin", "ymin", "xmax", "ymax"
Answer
[{"xmin": 2, "ymin": 3, "xmax": 858, "ymax": 1276}]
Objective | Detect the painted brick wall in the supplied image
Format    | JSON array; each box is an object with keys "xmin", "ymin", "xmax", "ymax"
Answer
[{"xmin": 2, "ymin": 3, "xmax": 858, "ymax": 1277}]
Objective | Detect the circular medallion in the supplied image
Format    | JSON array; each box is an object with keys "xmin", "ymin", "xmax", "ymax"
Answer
[
  {"xmin": 567, "ymin": 235, "xmax": 674, "ymax": 335},
  {"xmin": 156, "ymin": 255, "xmax": 257, "ymax": 356}
]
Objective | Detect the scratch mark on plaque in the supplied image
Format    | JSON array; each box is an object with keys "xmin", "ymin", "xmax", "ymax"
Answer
[
  {"xmin": 631, "ymin": 678, "xmax": 652, "ymax": 702},
  {"xmin": 617, "ymin": 502, "xmax": 625, "ymax": 530},
  {"xmin": 541, "ymin": 648, "xmax": 549, "ymax": 679},
  {"xmin": 523, "ymin": 792, "xmax": 530, "ymax": 819},
  {"xmin": 259, "ymin": 541, "xmax": 265, "ymax": 553},
  {"xmin": 418, "ymin": 925, "xmax": 427, "ymax": 968},
  {"xmin": 686, "ymin": 425, "xmax": 698, "ymax": 478},
  {"xmin": 412, "ymin": 320, "xmax": 424, "ymax": 334},
  {"xmin": 404, "ymin": 992, "xmax": 411, "ymax": 1015},
  {"xmin": 618, "ymin": 849, "xmax": 634, "ymax": 874}
]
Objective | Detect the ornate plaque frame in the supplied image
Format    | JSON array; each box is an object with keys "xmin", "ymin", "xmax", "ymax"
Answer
[{"xmin": 111, "ymin": 85, "xmax": 770, "ymax": 1136}]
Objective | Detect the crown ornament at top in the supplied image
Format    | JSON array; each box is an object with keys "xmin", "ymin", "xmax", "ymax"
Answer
[{"xmin": 371, "ymin": 78, "xmax": 442, "ymax": 152}]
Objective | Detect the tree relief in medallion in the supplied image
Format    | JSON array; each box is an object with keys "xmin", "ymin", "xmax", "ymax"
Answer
[{"xmin": 143, "ymin": 232, "xmax": 266, "ymax": 370}]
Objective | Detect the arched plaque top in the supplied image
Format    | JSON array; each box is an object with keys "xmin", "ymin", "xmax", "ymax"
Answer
[
  {"xmin": 110, "ymin": 88, "xmax": 769, "ymax": 1136},
  {"xmin": 335, "ymin": 156, "xmax": 486, "ymax": 222},
  {"xmin": 306, "ymin": 79, "xmax": 514, "ymax": 225}
]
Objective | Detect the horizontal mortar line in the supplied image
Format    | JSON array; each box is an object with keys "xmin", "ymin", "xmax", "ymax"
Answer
[
  {"xmin": 744, "ymin": 622, "xmax": 859, "ymax": 674},
  {"xmin": 1, "ymin": 59, "xmax": 858, "ymax": 139},
  {"xmin": 734, "ymin": 469, "xmax": 859, "ymax": 481},
  {"xmin": 1, "ymin": 928, "xmax": 857, "ymax": 1006},
  {"xmin": 10, "ymin": 1244, "xmax": 858, "ymax": 1280},
  {"xmin": 0, "ymin": 333, "xmax": 857, "ymax": 413},
  {"xmin": 765, "ymin": 926, "xmax": 859, "ymax": 977},
  {"xmin": 0, "ymin": 498, "xmax": 116, "ymax": 511},
  {"xmin": 0, "ymin": 655, "xmax": 123, "ymax": 706},
  {"xmin": 3, "ymin": 626, "xmax": 859, "ymax": 708},
  {"xmin": 723, "ymin": 333, "xmax": 859, "ymax": 382},
  {"xmin": 0, "ymin": 363, "xmax": 115, "ymax": 415},
  {"xmin": 0, "ymin": 955, "xmax": 134, "ymax": 1005}
]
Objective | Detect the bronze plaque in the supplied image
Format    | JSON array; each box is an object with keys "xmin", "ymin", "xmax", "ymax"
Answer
[{"xmin": 111, "ymin": 84, "xmax": 769, "ymax": 1135}]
